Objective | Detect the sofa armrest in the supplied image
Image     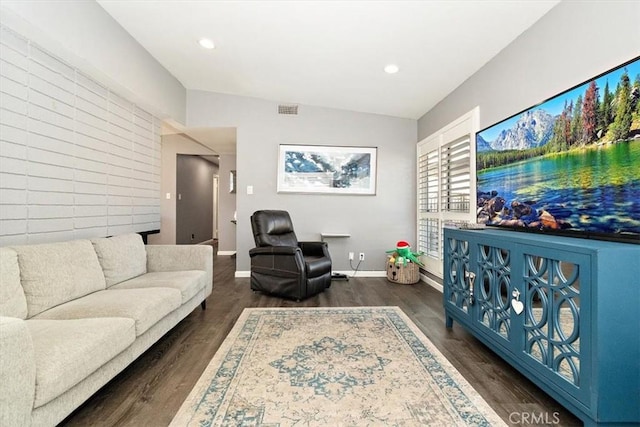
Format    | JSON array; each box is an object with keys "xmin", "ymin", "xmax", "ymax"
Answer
[
  {"xmin": 0, "ymin": 316, "xmax": 36, "ymax": 427},
  {"xmin": 145, "ymin": 245, "xmax": 213, "ymax": 295}
]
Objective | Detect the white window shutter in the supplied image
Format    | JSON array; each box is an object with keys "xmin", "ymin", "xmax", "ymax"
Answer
[{"xmin": 416, "ymin": 108, "xmax": 479, "ymax": 279}]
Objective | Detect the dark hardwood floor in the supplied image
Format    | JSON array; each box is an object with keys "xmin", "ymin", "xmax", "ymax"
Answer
[{"xmin": 61, "ymin": 254, "xmax": 582, "ymax": 426}]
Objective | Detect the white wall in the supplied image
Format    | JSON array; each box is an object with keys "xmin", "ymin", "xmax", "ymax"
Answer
[
  {"xmin": 217, "ymin": 153, "xmax": 237, "ymax": 254},
  {"xmin": 0, "ymin": 0, "xmax": 186, "ymax": 123},
  {"xmin": 187, "ymin": 90, "xmax": 417, "ymax": 273},
  {"xmin": 0, "ymin": 25, "xmax": 161, "ymax": 245},
  {"xmin": 418, "ymin": 0, "xmax": 640, "ymax": 139}
]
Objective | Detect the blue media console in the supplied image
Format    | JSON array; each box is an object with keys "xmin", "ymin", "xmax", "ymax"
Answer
[{"xmin": 443, "ymin": 228, "xmax": 640, "ymax": 426}]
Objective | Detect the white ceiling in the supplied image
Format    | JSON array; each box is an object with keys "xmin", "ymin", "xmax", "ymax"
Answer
[{"xmin": 98, "ymin": 0, "xmax": 558, "ymax": 153}]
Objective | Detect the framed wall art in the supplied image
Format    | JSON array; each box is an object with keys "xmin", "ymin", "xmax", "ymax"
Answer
[{"xmin": 277, "ymin": 144, "xmax": 377, "ymax": 195}]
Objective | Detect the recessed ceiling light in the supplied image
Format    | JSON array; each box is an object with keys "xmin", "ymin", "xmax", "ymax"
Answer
[
  {"xmin": 198, "ymin": 38, "xmax": 215, "ymax": 49},
  {"xmin": 384, "ymin": 64, "xmax": 399, "ymax": 74}
]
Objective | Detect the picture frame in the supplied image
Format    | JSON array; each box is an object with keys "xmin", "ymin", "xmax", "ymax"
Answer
[{"xmin": 277, "ymin": 144, "xmax": 377, "ymax": 195}]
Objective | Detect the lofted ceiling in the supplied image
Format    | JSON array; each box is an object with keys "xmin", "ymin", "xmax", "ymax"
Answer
[{"xmin": 98, "ymin": 0, "xmax": 559, "ymax": 153}]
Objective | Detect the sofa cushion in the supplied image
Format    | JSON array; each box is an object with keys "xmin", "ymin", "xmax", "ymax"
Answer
[
  {"xmin": 27, "ymin": 318, "xmax": 136, "ymax": 408},
  {"xmin": 13, "ymin": 240, "xmax": 106, "ymax": 317},
  {"xmin": 91, "ymin": 233, "xmax": 147, "ymax": 287},
  {"xmin": 110, "ymin": 271, "xmax": 207, "ymax": 304},
  {"xmin": 0, "ymin": 248, "xmax": 27, "ymax": 319},
  {"xmin": 0, "ymin": 317, "xmax": 35, "ymax": 426},
  {"xmin": 34, "ymin": 288, "xmax": 181, "ymax": 336}
]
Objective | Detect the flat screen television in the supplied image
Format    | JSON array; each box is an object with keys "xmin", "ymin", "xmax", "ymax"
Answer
[{"xmin": 476, "ymin": 56, "xmax": 640, "ymax": 244}]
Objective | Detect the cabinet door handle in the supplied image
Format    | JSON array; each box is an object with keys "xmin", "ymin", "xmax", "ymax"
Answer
[
  {"xmin": 464, "ymin": 271, "xmax": 476, "ymax": 282},
  {"xmin": 465, "ymin": 272, "xmax": 476, "ymax": 305},
  {"xmin": 511, "ymin": 289, "xmax": 524, "ymax": 315}
]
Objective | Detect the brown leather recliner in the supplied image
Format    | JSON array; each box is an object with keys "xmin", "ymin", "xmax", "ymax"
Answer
[{"xmin": 249, "ymin": 210, "xmax": 332, "ymax": 300}]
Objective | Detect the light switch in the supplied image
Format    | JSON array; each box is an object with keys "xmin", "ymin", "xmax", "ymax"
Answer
[
  {"xmin": 165, "ymin": 193, "xmax": 171, "ymax": 200},
  {"xmin": 247, "ymin": 185, "xmax": 254, "ymax": 195}
]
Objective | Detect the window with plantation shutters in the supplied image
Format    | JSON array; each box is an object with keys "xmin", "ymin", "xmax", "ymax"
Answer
[
  {"xmin": 416, "ymin": 108, "xmax": 479, "ymax": 281},
  {"xmin": 417, "ymin": 147, "xmax": 439, "ymax": 260},
  {"xmin": 418, "ymin": 149, "xmax": 439, "ymax": 213},
  {"xmin": 440, "ymin": 137, "xmax": 471, "ymax": 213}
]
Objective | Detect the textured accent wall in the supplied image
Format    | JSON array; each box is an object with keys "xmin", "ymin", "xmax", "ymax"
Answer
[{"xmin": 0, "ymin": 25, "xmax": 161, "ymax": 245}]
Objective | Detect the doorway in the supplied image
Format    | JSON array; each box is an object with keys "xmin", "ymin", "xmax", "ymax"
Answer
[
  {"xmin": 213, "ymin": 175, "xmax": 219, "ymax": 241},
  {"xmin": 175, "ymin": 154, "xmax": 218, "ymax": 244}
]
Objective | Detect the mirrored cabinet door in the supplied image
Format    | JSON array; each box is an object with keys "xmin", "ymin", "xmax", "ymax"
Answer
[
  {"xmin": 518, "ymin": 249, "xmax": 589, "ymax": 407},
  {"xmin": 523, "ymin": 257, "xmax": 580, "ymax": 383},
  {"xmin": 475, "ymin": 244, "xmax": 512, "ymax": 345},
  {"xmin": 444, "ymin": 238, "xmax": 472, "ymax": 318}
]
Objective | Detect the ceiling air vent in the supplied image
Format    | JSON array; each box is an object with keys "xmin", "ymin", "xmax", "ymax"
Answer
[{"xmin": 278, "ymin": 104, "xmax": 299, "ymax": 115}]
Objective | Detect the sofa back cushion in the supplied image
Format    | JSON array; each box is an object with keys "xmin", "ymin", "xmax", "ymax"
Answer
[
  {"xmin": 91, "ymin": 233, "xmax": 147, "ymax": 287},
  {"xmin": 14, "ymin": 240, "xmax": 106, "ymax": 317},
  {"xmin": 0, "ymin": 247, "xmax": 28, "ymax": 319}
]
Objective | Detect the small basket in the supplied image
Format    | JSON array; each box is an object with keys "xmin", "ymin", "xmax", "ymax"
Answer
[{"xmin": 386, "ymin": 256, "xmax": 420, "ymax": 284}]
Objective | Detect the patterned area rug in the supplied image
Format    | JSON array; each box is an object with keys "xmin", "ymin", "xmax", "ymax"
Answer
[{"xmin": 170, "ymin": 307, "xmax": 506, "ymax": 426}]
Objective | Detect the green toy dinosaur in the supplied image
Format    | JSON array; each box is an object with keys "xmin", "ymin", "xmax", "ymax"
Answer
[{"xmin": 386, "ymin": 241, "xmax": 424, "ymax": 267}]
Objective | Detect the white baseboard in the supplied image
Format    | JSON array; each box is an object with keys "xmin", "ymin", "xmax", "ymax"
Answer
[
  {"xmin": 234, "ymin": 270, "xmax": 387, "ymax": 279},
  {"xmin": 420, "ymin": 273, "xmax": 443, "ymax": 293},
  {"xmin": 218, "ymin": 250, "xmax": 236, "ymax": 256},
  {"xmin": 333, "ymin": 270, "xmax": 387, "ymax": 278},
  {"xmin": 235, "ymin": 270, "xmax": 443, "ymax": 289}
]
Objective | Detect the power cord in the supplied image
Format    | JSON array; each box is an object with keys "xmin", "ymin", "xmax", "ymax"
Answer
[{"xmin": 349, "ymin": 259, "xmax": 363, "ymax": 278}]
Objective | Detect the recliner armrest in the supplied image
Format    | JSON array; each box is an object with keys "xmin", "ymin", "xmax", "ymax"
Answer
[
  {"xmin": 249, "ymin": 246, "xmax": 305, "ymax": 277},
  {"xmin": 298, "ymin": 241, "xmax": 330, "ymax": 258},
  {"xmin": 249, "ymin": 246, "xmax": 300, "ymax": 257}
]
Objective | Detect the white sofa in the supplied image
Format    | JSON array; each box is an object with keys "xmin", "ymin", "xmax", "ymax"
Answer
[{"xmin": 0, "ymin": 233, "xmax": 213, "ymax": 427}]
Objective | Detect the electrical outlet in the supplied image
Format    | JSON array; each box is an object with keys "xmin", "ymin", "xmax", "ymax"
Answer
[
  {"xmin": 359, "ymin": 252, "xmax": 365, "ymax": 261},
  {"xmin": 348, "ymin": 252, "xmax": 354, "ymax": 261}
]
